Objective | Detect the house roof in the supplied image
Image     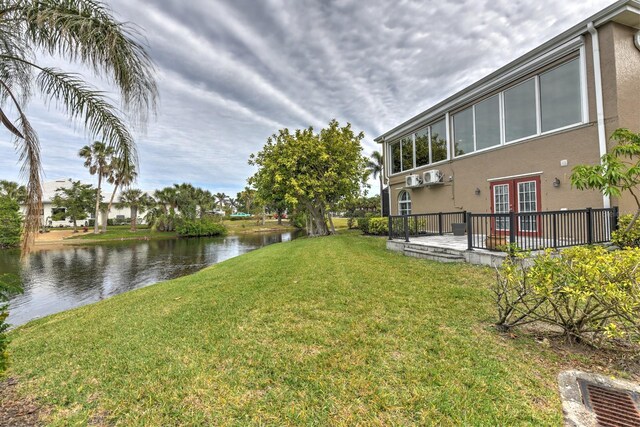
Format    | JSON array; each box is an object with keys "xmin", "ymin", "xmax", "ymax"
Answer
[
  {"xmin": 42, "ymin": 178, "xmax": 74, "ymax": 203},
  {"xmin": 374, "ymin": 0, "xmax": 640, "ymax": 143}
]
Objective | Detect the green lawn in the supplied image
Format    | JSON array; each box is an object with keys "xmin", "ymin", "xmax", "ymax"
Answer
[
  {"xmin": 7, "ymin": 233, "xmax": 607, "ymax": 425},
  {"xmin": 67, "ymin": 227, "xmax": 177, "ymax": 241}
]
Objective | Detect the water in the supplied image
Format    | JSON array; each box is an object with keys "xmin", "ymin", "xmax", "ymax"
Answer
[{"xmin": 0, "ymin": 230, "xmax": 304, "ymax": 326}]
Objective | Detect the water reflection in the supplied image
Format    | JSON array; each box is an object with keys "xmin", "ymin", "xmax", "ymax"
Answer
[{"xmin": 0, "ymin": 231, "xmax": 303, "ymax": 326}]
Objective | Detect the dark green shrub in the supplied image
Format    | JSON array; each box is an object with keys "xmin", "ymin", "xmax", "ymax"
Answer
[
  {"xmin": 612, "ymin": 214, "xmax": 640, "ymax": 248},
  {"xmin": 176, "ymin": 218, "xmax": 227, "ymax": 237},
  {"xmin": 0, "ymin": 273, "xmax": 21, "ymax": 374},
  {"xmin": 367, "ymin": 217, "xmax": 388, "ymax": 235},
  {"xmin": 356, "ymin": 216, "xmax": 370, "ymax": 233},
  {"xmin": 0, "ymin": 196, "xmax": 21, "ymax": 249}
]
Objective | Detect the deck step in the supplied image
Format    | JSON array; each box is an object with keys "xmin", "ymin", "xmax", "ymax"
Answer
[{"xmin": 403, "ymin": 247, "xmax": 465, "ymax": 263}]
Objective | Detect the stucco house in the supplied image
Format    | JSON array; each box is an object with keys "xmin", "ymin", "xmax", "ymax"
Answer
[
  {"xmin": 28, "ymin": 178, "xmax": 132, "ymax": 228},
  {"xmin": 375, "ymin": 0, "xmax": 640, "ymax": 227}
]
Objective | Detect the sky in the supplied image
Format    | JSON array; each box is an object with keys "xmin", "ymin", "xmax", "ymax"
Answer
[{"xmin": 0, "ymin": 0, "xmax": 614, "ymax": 196}]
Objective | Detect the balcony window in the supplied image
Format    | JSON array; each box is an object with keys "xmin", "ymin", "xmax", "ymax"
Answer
[
  {"xmin": 430, "ymin": 119, "xmax": 447, "ymax": 163},
  {"xmin": 475, "ymin": 94, "xmax": 501, "ymax": 150},
  {"xmin": 453, "ymin": 107, "xmax": 474, "ymax": 155},
  {"xmin": 391, "ymin": 141, "xmax": 401, "ymax": 174},
  {"xmin": 504, "ymin": 78, "xmax": 537, "ymax": 142},
  {"xmin": 401, "ymin": 136, "xmax": 413, "ymax": 171},
  {"xmin": 414, "ymin": 128, "xmax": 429, "ymax": 167},
  {"xmin": 540, "ymin": 58, "xmax": 581, "ymax": 132}
]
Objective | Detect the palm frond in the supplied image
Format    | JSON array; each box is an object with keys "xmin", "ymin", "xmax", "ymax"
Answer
[
  {"xmin": 35, "ymin": 66, "xmax": 137, "ymax": 167},
  {"xmin": 15, "ymin": 0, "xmax": 158, "ymax": 123}
]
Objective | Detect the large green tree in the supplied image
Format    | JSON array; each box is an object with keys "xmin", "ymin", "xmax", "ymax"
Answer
[
  {"xmin": 250, "ymin": 120, "xmax": 368, "ymax": 236},
  {"xmin": 0, "ymin": 0, "xmax": 157, "ymax": 252},
  {"xmin": 52, "ymin": 180, "xmax": 95, "ymax": 232},
  {"xmin": 0, "ymin": 195, "xmax": 21, "ymax": 248}
]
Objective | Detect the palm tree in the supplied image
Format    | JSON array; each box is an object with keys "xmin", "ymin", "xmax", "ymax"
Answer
[
  {"xmin": 117, "ymin": 189, "xmax": 154, "ymax": 231},
  {"xmin": 0, "ymin": 0, "xmax": 158, "ymax": 252},
  {"xmin": 367, "ymin": 151, "xmax": 384, "ymax": 214},
  {"xmin": 102, "ymin": 158, "xmax": 137, "ymax": 232},
  {"xmin": 194, "ymin": 188, "xmax": 214, "ymax": 218},
  {"xmin": 0, "ymin": 180, "xmax": 26, "ymax": 203},
  {"xmin": 79, "ymin": 141, "xmax": 113, "ymax": 233},
  {"xmin": 214, "ymin": 192, "xmax": 227, "ymax": 210}
]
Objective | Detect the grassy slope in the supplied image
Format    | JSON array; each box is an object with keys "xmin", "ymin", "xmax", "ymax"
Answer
[{"xmin": 9, "ymin": 233, "xmax": 580, "ymax": 425}]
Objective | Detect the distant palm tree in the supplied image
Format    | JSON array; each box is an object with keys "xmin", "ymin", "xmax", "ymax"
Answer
[
  {"xmin": 0, "ymin": 180, "xmax": 27, "ymax": 204},
  {"xmin": 117, "ymin": 189, "xmax": 154, "ymax": 231},
  {"xmin": 102, "ymin": 158, "xmax": 137, "ymax": 232},
  {"xmin": 215, "ymin": 192, "xmax": 227, "ymax": 210},
  {"xmin": 79, "ymin": 142, "xmax": 114, "ymax": 233},
  {"xmin": 0, "ymin": 0, "xmax": 158, "ymax": 252},
  {"xmin": 194, "ymin": 188, "xmax": 215, "ymax": 218},
  {"xmin": 367, "ymin": 151, "xmax": 384, "ymax": 214}
]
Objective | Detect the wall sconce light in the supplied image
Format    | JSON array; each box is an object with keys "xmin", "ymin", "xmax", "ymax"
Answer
[
  {"xmin": 553, "ymin": 177, "xmax": 561, "ymax": 188},
  {"xmin": 474, "ymin": 187, "xmax": 481, "ymax": 195}
]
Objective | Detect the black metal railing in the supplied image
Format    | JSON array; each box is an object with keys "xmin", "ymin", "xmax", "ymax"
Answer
[
  {"xmin": 388, "ymin": 211, "xmax": 466, "ymax": 241},
  {"xmin": 389, "ymin": 207, "xmax": 619, "ymax": 252}
]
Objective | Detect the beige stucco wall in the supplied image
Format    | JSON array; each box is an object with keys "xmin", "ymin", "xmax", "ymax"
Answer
[{"xmin": 386, "ymin": 21, "xmax": 639, "ymax": 217}]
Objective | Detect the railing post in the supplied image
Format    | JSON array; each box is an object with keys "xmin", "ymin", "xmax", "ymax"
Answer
[
  {"xmin": 552, "ymin": 212, "xmax": 558, "ymax": 249},
  {"xmin": 388, "ymin": 216, "xmax": 392, "ymax": 240},
  {"xmin": 612, "ymin": 206, "xmax": 619, "ymax": 232},
  {"xmin": 404, "ymin": 215, "xmax": 410, "ymax": 242},
  {"xmin": 466, "ymin": 211, "xmax": 473, "ymax": 251},
  {"xmin": 586, "ymin": 207, "xmax": 593, "ymax": 245},
  {"xmin": 509, "ymin": 210, "xmax": 516, "ymax": 246},
  {"xmin": 438, "ymin": 212, "xmax": 443, "ymax": 235},
  {"xmin": 462, "ymin": 211, "xmax": 467, "ymax": 223}
]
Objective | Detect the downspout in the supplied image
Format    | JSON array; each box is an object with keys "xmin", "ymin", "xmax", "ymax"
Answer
[{"xmin": 587, "ymin": 22, "xmax": 611, "ymax": 209}]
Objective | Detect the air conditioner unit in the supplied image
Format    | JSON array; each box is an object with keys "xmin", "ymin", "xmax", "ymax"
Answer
[
  {"xmin": 422, "ymin": 170, "xmax": 443, "ymax": 185},
  {"xmin": 405, "ymin": 174, "xmax": 422, "ymax": 188}
]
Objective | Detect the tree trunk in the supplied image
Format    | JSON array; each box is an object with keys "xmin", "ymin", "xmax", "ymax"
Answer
[
  {"xmin": 94, "ymin": 174, "xmax": 102, "ymax": 233},
  {"xmin": 327, "ymin": 211, "xmax": 336, "ymax": 234},
  {"xmin": 261, "ymin": 206, "xmax": 266, "ymax": 226},
  {"xmin": 103, "ymin": 181, "xmax": 120, "ymax": 234},
  {"xmin": 100, "ymin": 206, "xmax": 108, "ymax": 233},
  {"xmin": 131, "ymin": 206, "xmax": 138, "ymax": 231},
  {"xmin": 72, "ymin": 218, "xmax": 78, "ymax": 233},
  {"xmin": 277, "ymin": 209, "xmax": 282, "ymax": 225}
]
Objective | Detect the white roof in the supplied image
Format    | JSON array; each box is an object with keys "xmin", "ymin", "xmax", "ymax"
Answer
[{"xmin": 42, "ymin": 178, "xmax": 75, "ymax": 203}]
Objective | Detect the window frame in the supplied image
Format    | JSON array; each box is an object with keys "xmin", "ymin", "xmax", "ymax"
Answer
[{"xmin": 398, "ymin": 191, "xmax": 412, "ymax": 216}]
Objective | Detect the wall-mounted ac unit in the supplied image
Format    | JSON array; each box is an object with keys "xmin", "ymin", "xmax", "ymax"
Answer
[
  {"xmin": 422, "ymin": 170, "xmax": 443, "ymax": 185},
  {"xmin": 405, "ymin": 174, "xmax": 422, "ymax": 188}
]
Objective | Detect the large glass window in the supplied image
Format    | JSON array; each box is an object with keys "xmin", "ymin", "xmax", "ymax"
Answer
[
  {"xmin": 430, "ymin": 119, "xmax": 447, "ymax": 163},
  {"xmin": 475, "ymin": 94, "xmax": 501, "ymax": 150},
  {"xmin": 401, "ymin": 136, "xmax": 413, "ymax": 171},
  {"xmin": 453, "ymin": 107, "xmax": 474, "ymax": 155},
  {"xmin": 414, "ymin": 128, "xmax": 429, "ymax": 167},
  {"xmin": 504, "ymin": 78, "xmax": 537, "ymax": 142},
  {"xmin": 518, "ymin": 181, "xmax": 538, "ymax": 232},
  {"xmin": 390, "ymin": 141, "xmax": 401, "ymax": 174},
  {"xmin": 398, "ymin": 191, "xmax": 411, "ymax": 216},
  {"xmin": 540, "ymin": 58, "xmax": 581, "ymax": 132}
]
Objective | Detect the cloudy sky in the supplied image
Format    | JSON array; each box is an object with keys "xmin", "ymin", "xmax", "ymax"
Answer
[{"xmin": 0, "ymin": 0, "xmax": 614, "ymax": 196}]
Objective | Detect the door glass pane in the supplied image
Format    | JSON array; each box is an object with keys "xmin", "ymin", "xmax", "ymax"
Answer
[
  {"xmin": 540, "ymin": 58, "xmax": 581, "ymax": 132},
  {"xmin": 453, "ymin": 107, "xmax": 474, "ymax": 155},
  {"xmin": 401, "ymin": 136, "xmax": 413, "ymax": 171},
  {"xmin": 414, "ymin": 128, "xmax": 429, "ymax": 167},
  {"xmin": 475, "ymin": 95, "xmax": 501, "ymax": 150},
  {"xmin": 504, "ymin": 79, "xmax": 537, "ymax": 142},
  {"xmin": 430, "ymin": 119, "xmax": 447, "ymax": 163},
  {"xmin": 391, "ymin": 141, "xmax": 401, "ymax": 174},
  {"xmin": 518, "ymin": 181, "xmax": 538, "ymax": 232},
  {"xmin": 493, "ymin": 184, "xmax": 510, "ymax": 231}
]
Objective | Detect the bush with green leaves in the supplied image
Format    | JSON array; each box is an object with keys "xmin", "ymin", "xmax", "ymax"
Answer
[
  {"xmin": 1, "ymin": 274, "xmax": 22, "ymax": 374},
  {"xmin": 0, "ymin": 196, "xmax": 22, "ymax": 249},
  {"xmin": 367, "ymin": 217, "xmax": 388, "ymax": 235},
  {"xmin": 176, "ymin": 218, "xmax": 227, "ymax": 237},
  {"xmin": 495, "ymin": 246, "xmax": 640, "ymax": 349},
  {"xmin": 612, "ymin": 214, "xmax": 640, "ymax": 248}
]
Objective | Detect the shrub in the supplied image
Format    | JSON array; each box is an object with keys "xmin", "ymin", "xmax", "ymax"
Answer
[
  {"xmin": 176, "ymin": 218, "xmax": 227, "ymax": 237},
  {"xmin": 0, "ymin": 197, "xmax": 21, "ymax": 249},
  {"xmin": 0, "ymin": 273, "xmax": 21, "ymax": 374},
  {"xmin": 612, "ymin": 214, "xmax": 640, "ymax": 248},
  {"xmin": 367, "ymin": 217, "xmax": 388, "ymax": 235},
  {"xmin": 494, "ymin": 246, "xmax": 640, "ymax": 349},
  {"xmin": 356, "ymin": 216, "xmax": 370, "ymax": 233}
]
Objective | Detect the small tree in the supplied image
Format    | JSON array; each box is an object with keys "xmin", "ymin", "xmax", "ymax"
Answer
[
  {"xmin": 0, "ymin": 196, "xmax": 22, "ymax": 249},
  {"xmin": 102, "ymin": 158, "xmax": 137, "ymax": 232},
  {"xmin": 117, "ymin": 189, "xmax": 154, "ymax": 231},
  {"xmin": 0, "ymin": 181, "xmax": 27, "ymax": 204},
  {"xmin": 52, "ymin": 181, "xmax": 96, "ymax": 232},
  {"xmin": 367, "ymin": 151, "xmax": 384, "ymax": 214},
  {"xmin": 571, "ymin": 128, "xmax": 640, "ymax": 231},
  {"xmin": 79, "ymin": 142, "xmax": 114, "ymax": 234}
]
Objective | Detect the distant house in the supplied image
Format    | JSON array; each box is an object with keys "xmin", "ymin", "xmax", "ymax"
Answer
[
  {"xmin": 26, "ymin": 178, "xmax": 131, "ymax": 228},
  {"xmin": 375, "ymin": 0, "xmax": 640, "ymax": 220}
]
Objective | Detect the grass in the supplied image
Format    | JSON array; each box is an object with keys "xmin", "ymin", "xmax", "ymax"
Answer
[
  {"xmin": 6, "ymin": 232, "xmax": 610, "ymax": 425},
  {"xmin": 67, "ymin": 227, "xmax": 177, "ymax": 241}
]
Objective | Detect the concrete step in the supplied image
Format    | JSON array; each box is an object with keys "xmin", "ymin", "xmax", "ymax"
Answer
[
  {"xmin": 404, "ymin": 244, "xmax": 463, "ymax": 256},
  {"xmin": 403, "ymin": 247, "xmax": 465, "ymax": 263}
]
